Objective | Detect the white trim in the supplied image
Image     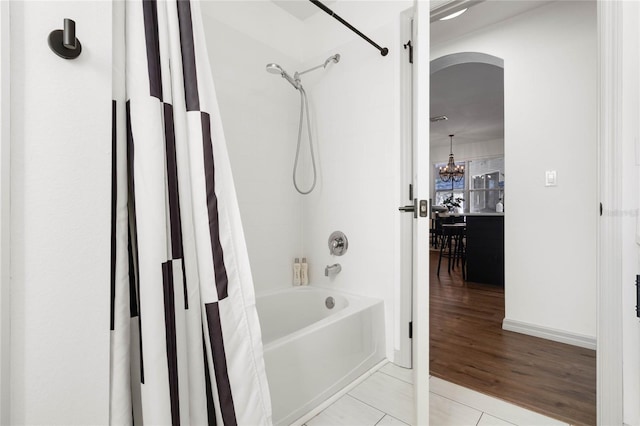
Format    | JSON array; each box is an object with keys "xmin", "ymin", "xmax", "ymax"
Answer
[
  {"xmin": 412, "ymin": 1, "xmax": 430, "ymax": 425},
  {"xmin": 430, "ymin": 51, "xmax": 503, "ymax": 74},
  {"xmin": 502, "ymin": 319, "xmax": 596, "ymax": 351},
  {"xmin": 0, "ymin": 1, "xmax": 10, "ymax": 424},
  {"xmin": 597, "ymin": 1, "xmax": 624, "ymax": 424},
  {"xmin": 396, "ymin": 7, "xmax": 414, "ymax": 370}
]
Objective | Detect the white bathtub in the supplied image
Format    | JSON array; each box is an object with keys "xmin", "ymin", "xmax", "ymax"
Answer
[{"xmin": 256, "ymin": 286, "xmax": 385, "ymax": 425}]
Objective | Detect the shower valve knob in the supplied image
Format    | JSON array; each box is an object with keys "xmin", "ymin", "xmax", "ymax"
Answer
[{"xmin": 328, "ymin": 231, "xmax": 348, "ymax": 256}]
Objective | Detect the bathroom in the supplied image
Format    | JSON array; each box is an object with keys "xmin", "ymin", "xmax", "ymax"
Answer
[
  {"xmin": 3, "ymin": 0, "xmax": 417, "ymax": 424},
  {"xmin": 2, "ymin": 1, "xmax": 640, "ymax": 425}
]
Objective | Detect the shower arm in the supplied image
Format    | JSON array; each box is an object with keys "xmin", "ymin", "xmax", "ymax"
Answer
[
  {"xmin": 294, "ymin": 55, "xmax": 340, "ymax": 81},
  {"xmin": 295, "ymin": 63, "xmax": 327, "ymax": 79}
]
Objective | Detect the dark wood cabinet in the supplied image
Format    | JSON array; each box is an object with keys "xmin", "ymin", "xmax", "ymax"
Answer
[{"xmin": 465, "ymin": 215, "xmax": 504, "ymax": 286}]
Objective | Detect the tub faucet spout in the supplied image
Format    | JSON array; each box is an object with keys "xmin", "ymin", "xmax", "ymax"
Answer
[{"xmin": 325, "ymin": 263, "xmax": 342, "ymax": 277}]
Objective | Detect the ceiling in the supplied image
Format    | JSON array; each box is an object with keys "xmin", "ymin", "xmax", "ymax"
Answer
[
  {"xmin": 271, "ymin": 0, "xmax": 460, "ymax": 21},
  {"xmin": 431, "ymin": 1, "xmax": 554, "ymax": 46},
  {"xmin": 430, "ymin": 0, "xmax": 553, "ymax": 147},
  {"xmin": 431, "ymin": 62, "xmax": 503, "ymax": 147},
  {"xmin": 271, "ymin": 0, "xmax": 336, "ymax": 20}
]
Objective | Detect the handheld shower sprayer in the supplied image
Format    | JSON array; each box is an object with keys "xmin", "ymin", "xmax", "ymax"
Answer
[
  {"xmin": 265, "ymin": 53, "xmax": 341, "ymax": 195},
  {"xmin": 265, "ymin": 63, "xmax": 299, "ymax": 89}
]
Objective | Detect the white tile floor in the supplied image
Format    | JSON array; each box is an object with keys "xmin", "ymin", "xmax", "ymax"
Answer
[{"xmin": 297, "ymin": 362, "xmax": 570, "ymax": 426}]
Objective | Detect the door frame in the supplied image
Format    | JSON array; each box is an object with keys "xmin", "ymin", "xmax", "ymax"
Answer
[
  {"xmin": 597, "ymin": 1, "xmax": 626, "ymax": 424},
  {"xmin": 396, "ymin": 8, "xmax": 415, "ymax": 369},
  {"xmin": 413, "ymin": 1, "xmax": 626, "ymax": 424},
  {"xmin": 0, "ymin": 1, "xmax": 10, "ymax": 423},
  {"xmin": 412, "ymin": 1, "xmax": 430, "ymax": 424}
]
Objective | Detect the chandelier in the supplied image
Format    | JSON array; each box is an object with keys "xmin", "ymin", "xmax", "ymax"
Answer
[{"xmin": 439, "ymin": 134, "xmax": 465, "ymax": 182}]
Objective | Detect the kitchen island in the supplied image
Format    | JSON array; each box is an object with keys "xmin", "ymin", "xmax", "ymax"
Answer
[{"xmin": 465, "ymin": 213, "xmax": 504, "ymax": 286}]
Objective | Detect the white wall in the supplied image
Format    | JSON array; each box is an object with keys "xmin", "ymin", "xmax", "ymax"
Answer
[
  {"xmin": 430, "ymin": 138, "xmax": 503, "ymax": 165},
  {"xmin": 201, "ymin": 2, "xmax": 305, "ymax": 294},
  {"xmin": 431, "ymin": 1, "xmax": 598, "ymax": 340},
  {"xmin": 300, "ymin": 1, "xmax": 412, "ymax": 360},
  {"xmin": 9, "ymin": 2, "xmax": 112, "ymax": 423},
  {"xmin": 201, "ymin": 0, "xmax": 305, "ymax": 61}
]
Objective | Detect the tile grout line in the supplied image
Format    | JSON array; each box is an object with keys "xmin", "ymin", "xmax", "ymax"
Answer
[
  {"xmin": 308, "ymin": 392, "xmax": 386, "ymax": 426},
  {"xmin": 347, "ymin": 391, "xmax": 393, "ymax": 420},
  {"xmin": 370, "ymin": 409, "xmax": 387, "ymax": 426},
  {"xmin": 429, "ymin": 381, "xmax": 560, "ymax": 426},
  {"xmin": 347, "ymin": 372, "xmax": 413, "ymax": 425},
  {"xmin": 378, "ymin": 368, "xmax": 413, "ymax": 385},
  {"xmin": 290, "ymin": 360, "xmax": 389, "ymax": 426},
  {"xmin": 437, "ymin": 396, "xmax": 524, "ymax": 426},
  {"xmin": 374, "ymin": 414, "xmax": 407, "ymax": 426},
  {"xmin": 342, "ymin": 393, "xmax": 386, "ymax": 424},
  {"xmin": 429, "ymin": 387, "xmax": 493, "ymax": 420}
]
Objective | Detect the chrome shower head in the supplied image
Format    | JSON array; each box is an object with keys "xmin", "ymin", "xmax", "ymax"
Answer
[
  {"xmin": 266, "ymin": 63, "xmax": 284, "ymax": 74},
  {"xmin": 266, "ymin": 63, "xmax": 299, "ymax": 89}
]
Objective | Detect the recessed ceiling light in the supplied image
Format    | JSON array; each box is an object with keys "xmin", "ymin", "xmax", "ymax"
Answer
[{"xmin": 439, "ymin": 8, "xmax": 467, "ymax": 21}]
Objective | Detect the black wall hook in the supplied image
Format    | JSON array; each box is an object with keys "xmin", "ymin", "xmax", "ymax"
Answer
[{"xmin": 48, "ymin": 19, "xmax": 82, "ymax": 59}]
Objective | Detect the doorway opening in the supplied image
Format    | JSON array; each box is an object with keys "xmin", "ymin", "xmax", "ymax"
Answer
[{"xmin": 430, "ymin": 25, "xmax": 596, "ymax": 424}]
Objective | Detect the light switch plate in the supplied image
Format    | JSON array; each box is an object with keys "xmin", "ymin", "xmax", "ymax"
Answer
[{"xmin": 545, "ymin": 170, "xmax": 557, "ymax": 186}]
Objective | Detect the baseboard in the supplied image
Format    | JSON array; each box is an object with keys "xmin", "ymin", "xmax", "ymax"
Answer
[{"xmin": 502, "ymin": 318, "xmax": 596, "ymax": 350}]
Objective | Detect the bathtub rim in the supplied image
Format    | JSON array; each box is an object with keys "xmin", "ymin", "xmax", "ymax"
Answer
[{"xmin": 256, "ymin": 285, "xmax": 384, "ymax": 351}]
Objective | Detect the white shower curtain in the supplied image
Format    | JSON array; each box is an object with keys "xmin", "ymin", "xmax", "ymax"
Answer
[{"xmin": 109, "ymin": 1, "xmax": 272, "ymax": 424}]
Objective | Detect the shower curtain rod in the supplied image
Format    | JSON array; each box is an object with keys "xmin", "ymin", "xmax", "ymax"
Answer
[{"xmin": 309, "ymin": 0, "xmax": 389, "ymax": 57}]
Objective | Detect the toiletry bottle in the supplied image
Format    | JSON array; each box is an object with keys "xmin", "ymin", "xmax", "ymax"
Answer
[
  {"xmin": 496, "ymin": 199, "xmax": 503, "ymax": 213},
  {"xmin": 301, "ymin": 257, "xmax": 309, "ymax": 285},
  {"xmin": 293, "ymin": 258, "xmax": 301, "ymax": 286}
]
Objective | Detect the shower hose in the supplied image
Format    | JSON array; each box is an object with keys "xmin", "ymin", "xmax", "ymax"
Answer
[{"xmin": 293, "ymin": 86, "xmax": 317, "ymax": 195}]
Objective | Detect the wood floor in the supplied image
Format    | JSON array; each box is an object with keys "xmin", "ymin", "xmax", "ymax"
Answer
[{"xmin": 429, "ymin": 251, "xmax": 596, "ymax": 426}]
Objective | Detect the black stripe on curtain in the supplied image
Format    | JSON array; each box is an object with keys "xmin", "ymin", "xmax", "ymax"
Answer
[
  {"xmin": 176, "ymin": 0, "xmax": 200, "ymax": 111},
  {"xmin": 126, "ymin": 101, "xmax": 145, "ymax": 384},
  {"xmin": 202, "ymin": 333, "xmax": 218, "ymax": 426},
  {"xmin": 205, "ymin": 302, "xmax": 237, "ymax": 426},
  {"xmin": 128, "ymin": 224, "xmax": 138, "ymax": 318},
  {"xmin": 142, "ymin": 0, "xmax": 163, "ymax": 100},
  {"xmin": 201, "ymin": 112, "xmax": 229, "ymax": 301},
  {"xmin": 162, "ymin": 261, "xmax": 180, "ymax": 426},
  {"xmin": 110, "ymin": 100, "xmax": 117, "ymax": 331},
  {"xmin": 163, "ymin": 103, "xmax": 189, "ymax": 309}
]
